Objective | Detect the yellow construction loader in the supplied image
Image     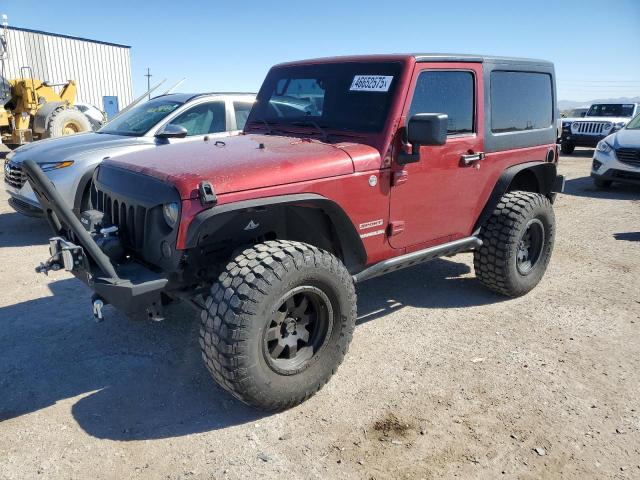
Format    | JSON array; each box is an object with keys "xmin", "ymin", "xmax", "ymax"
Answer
[{"xmin": 0, "ymin": 70, "xmax": 91, "ymax": 145}]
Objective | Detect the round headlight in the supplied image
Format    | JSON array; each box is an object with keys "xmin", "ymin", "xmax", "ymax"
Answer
[
  {"xmin": 602, "ymin": 122, "xmax": 612, "ymax": 131},
  {"xmin": 163, "ymin": 202, "xmax": 179, "ymax": 227}
]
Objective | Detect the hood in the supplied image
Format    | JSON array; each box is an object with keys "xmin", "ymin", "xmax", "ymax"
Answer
[
  {"xmin": 104, "ymin": 134, "xmax": 368, "ymax": 199},
  {"xmin": 8, "ymin": 132, "xmax": 153, "ymax": 164},
  {"xmin": 609, "ymin": 128, "xmax": 640, "ymax": 148}
]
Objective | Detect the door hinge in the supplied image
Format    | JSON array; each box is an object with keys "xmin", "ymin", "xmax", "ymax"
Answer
[
  {"xmin": 392, "ymin": 170, "xmax": 408, "ymax": 186},
  {"xmin": 388, "ymin": 221, "xmax": 405, "ymax": 236}
]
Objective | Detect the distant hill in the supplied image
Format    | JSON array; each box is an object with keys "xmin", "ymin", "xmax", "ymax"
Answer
[{"xmin": 558, "ymin": 96, "xmax": 640, "ymax": 111}]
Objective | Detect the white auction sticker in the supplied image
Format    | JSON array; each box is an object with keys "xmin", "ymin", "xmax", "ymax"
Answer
[{"xmin": 350, "ymin": 75, "xmax": 393, "ymax": 92}]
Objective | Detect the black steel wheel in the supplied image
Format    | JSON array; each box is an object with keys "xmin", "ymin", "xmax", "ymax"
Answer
[
  {"xmin": 264, "ymin": 286, "xmax": 333, "ymax": 374},
  {"xmin": 516, "ymin": 218, "xmax": 545, "ymax": 275}
]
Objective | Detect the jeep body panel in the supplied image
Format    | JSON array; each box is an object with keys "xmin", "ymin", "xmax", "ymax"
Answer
[{"xmin": 29, "ymin": 53, "xmax": 562, "ymax": 319}]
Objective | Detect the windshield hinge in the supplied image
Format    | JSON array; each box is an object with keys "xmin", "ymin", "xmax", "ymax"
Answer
[{"xmin": 198, "ymin": 181, "xmax": 217, "ymax": 207}]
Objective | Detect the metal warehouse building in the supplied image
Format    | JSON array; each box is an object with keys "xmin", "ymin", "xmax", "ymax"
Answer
[{"xmin": 3, "ymin": 26, "xmax": 133, "ymax": 117}]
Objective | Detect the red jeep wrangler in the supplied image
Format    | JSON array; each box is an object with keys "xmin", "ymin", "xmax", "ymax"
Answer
[{"xmin": 26, "ymin": 54, "xmax": 564, "ymax": 411}]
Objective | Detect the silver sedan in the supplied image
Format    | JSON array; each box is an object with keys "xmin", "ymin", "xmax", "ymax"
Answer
[{"xmin": 4, "ymin": 92, "xmax": 255, "ymax": 217}]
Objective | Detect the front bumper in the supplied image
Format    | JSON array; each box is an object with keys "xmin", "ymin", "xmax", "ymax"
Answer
[
  {"xmin": 41, "ymin": 236, "xmax": 169, "ymax": 318},
  {"xmin": 561, "ymin": 132, "xmax": 606, "ymax": 148},
  {"xmin": 7, "ymin": 195, "xmax": 44, "ymax": 217},
  {"xmin": 23, "ymin": 159, "xmax": 169, "ymax": 319},
  {"xmin": 591, "ymin": 168, "xmax": 640, "ymax": 186},
  {"xmin": 592, "ymin": 149, "xmax": 640, "ymax": 186}
]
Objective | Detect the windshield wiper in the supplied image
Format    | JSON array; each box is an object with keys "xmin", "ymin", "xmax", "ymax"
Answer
[
  {"xmin": 290, "ymin": 120, "xmax": 329, "ymax": 142},
  {"xmin": 248, "ymin": 119, "xmax": 276, "ymax": 135}
]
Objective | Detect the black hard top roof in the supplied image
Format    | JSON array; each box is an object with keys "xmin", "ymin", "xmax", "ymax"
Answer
[{"xmin": 277, "ymin": 53, "xmax": 553, "ymax": 68}]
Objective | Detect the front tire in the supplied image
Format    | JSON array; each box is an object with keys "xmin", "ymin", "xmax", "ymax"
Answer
[
  {"xmin": 200, "ymin": 240, "xmax": 356, "ymax": 411},
  {"xmin": 474, "ymin": 191, "xmax": 555, "ymax": 297},
  {"xmin": 560, "ymin": 142, "xmax": 575, "ymax": 155}
]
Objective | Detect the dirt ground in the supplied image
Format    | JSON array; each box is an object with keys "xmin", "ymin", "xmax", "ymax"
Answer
[{"xmin": 0, "ymin": 150, "xmax": 638, "ymax": 480}]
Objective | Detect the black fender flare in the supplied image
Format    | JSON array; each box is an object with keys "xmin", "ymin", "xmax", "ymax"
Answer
[
  {"xmin": 184, "ymin": 193, "xmax": 367, "ymax": 271},
  {"xmin": 473, "ymin": 161, "xmax": 558, "ymax": 232}
]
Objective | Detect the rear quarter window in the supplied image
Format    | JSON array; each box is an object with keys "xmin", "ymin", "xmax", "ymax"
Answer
[{"xmin": 491, "ymin": 71, "xmax": 552, "ymax": 133}]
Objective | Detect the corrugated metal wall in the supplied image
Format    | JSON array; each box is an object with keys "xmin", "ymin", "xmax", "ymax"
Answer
[{"xmin": 2, "ymin": 26, "xmax": 133, "ymax": 111}]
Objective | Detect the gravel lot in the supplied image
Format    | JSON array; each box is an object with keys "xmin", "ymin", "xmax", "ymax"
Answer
[{"xmin": 1, "ymin": 150, "xmax": 638, "ymax": 479}]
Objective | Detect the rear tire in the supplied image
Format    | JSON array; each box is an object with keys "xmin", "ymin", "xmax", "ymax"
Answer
[
  {"xmin": 474, "ymin": 191, "xmax": 555, "ymax": 297},
  {"xmin": 593, "ymin": 178, "xmax": 612, "ymax": 189},
  {"xmin": 560, "ymin": 142, "xmax": 575, "ymax": 155},
  {"xmin": 200, "ymin": 240, "xmax": 356, "ymax": 411},
  {"xmin": 45, "ymin": 107, "xmax": 91, "ymax": 138}
]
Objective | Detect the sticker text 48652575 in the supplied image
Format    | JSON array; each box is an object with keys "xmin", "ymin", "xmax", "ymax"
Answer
[{"xmin": 350, "ymin": 75, "xmax": 394, "ymax": 92}]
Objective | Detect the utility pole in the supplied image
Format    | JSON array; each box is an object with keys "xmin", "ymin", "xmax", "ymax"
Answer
[{"xmin": 145, "ymin": 68, "xmax": 152, "ymax": 100}]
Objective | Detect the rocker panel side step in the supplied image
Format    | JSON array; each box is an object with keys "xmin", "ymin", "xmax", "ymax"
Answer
[{"xmin": 353, "ymin": 236, "xmax": 482, "ymax": 283}]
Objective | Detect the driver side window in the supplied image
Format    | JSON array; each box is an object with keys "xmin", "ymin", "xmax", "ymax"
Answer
[{"xmin": 168, "ymin": 102, "xmax": 226, "ymax": 136}]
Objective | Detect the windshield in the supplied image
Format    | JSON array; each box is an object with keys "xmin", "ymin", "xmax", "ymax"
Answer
[
  {"xmin": 568, "ymin": 108, "xmax": 587, "ymax": 117},
  {"xmin": 247, "ymin": 62, "xmax": 403, "ymax": 134},
  {"xmin": 587, "ymin": 104, "xmax": 635, "ymax": 118},
  {"xmin": 98, "ymin": 98, "xmax": 183, "ymax": 136},
  {"xmin": 626, "ymin": 113, "xmax": 640, "ymax": 130}
]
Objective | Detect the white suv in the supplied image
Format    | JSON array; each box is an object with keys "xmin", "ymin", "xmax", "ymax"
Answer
[{"xmin": 591, "ymin": 113, "xmax": 640, "ymax": 188}]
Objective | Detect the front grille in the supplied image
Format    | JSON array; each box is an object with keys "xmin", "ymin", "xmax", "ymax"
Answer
[
  {"xmin": 615, "ymin": 148, "xmax": 640, "ymax": 167},
  {"xmin": 573, "ymin": 122, "xmax": 611, "ymax": 135},
  {"xmin": 95, "ymin": 188, "xmax": 147, "ymax": 250},
  {"xmin": 4, "ymin": 161, "xmax": 26, "ymax": 189}
]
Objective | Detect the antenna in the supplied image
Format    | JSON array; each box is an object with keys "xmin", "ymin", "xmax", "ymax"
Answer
[{"xmin": 145, "ymin": 68, "xmax": 152, "ymax": 100}]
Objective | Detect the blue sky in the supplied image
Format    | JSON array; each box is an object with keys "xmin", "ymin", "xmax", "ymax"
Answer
[{"xmin": 6, "ymin": 0, "xmax": 640, "ymax": 103}]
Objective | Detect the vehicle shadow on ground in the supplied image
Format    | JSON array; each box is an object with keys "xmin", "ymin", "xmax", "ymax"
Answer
[
  {"xmin": 0, "ymin": 278, "xmax": 265, "ymax": 440},
  {"xmin": 0, "ymin": 256, "xmax": 502, "ymax": 441},
  {"xmin": 356, "ymin": 257, "xmax": 505, "ymax": 325},
  {"xmin": 562, "ymin": 176, "xmax": 640, "ymax": 200},
  {"xmin": 614, "ymin": 232, "xmax": 640, "ymax": 242},
  {"xmin": 0, "ymin": 211, "xmax": 50, "ymax": 247},
  {"xmin": 564, "ymin": 149, "xmax": 594, "ymax": 158}
]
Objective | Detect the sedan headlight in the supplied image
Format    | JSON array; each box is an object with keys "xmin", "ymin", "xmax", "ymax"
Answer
[
  {"xmin": 39, "ymin": 160, "xmax": 74, "ymax": 172},
  {"xmin": 162, "ymin": 202, "xmax": 179, "ymax": 227},
  {"xmin": 596, "ymin": 140, "xmax": 613, "ymax": 154}
]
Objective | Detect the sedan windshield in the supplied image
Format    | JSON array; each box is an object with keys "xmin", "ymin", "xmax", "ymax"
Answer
[
  {"xmin": 247, "ymin": 62, "xmax": 403, "ymax": 134},
  {"xmin": 587, "ymin": 104, "xmax": 635, "ymax": 118},
  {"xmin": 98, "ymin": 98, "xmax": 182, "ymax": 136},
  {"xmin": 626, "ymin": 113, "xmax": 640, "ymax": 130}
]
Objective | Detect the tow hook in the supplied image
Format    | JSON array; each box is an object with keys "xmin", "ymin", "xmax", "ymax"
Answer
[
  {"xmin": 92, "ymin": 295, "xmax": 105, "ymax": 322},
  {"xmin": 35, "ymin": 260, "xmax": 61, "ymax": 275}
]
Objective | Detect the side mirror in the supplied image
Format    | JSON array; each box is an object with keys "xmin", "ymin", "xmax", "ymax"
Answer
[
  {"xmin": 398, "ymin": 113, "xmax": 448, "ymax": 165},
  {"xmin": 156, "ymin": 124, "xmax": 188, "ymax": 139}
]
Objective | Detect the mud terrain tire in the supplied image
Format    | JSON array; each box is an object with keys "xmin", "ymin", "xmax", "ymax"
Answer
[
  {"xmin": 474, "ymin": 191, "xmax": 555, "ymax": 297},
  {"xmin": 200, "ymin": 240, "xmax": 357, "ymax": 411}
]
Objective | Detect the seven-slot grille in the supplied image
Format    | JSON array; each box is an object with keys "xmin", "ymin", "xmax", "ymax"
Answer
[
  {"xmin": 4, "ymin": 161, "xmax": 26, "ymax": 189},
  {"xmin": 95, "ymin": 187, "xmax": 148, "ymax": 250},
  {"xmin": 572, "ymin": 122, "xmax": 611, "ymax": 135},
  {"xmin": 615, "ymin": 148, "xmax": 640, "ymax": 167}
]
